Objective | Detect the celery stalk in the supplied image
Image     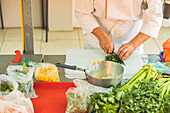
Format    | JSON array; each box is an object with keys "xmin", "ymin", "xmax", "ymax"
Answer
[
  {"xmin": 125, "ymin": 68, "xmax": 146, "ymax": 86},
  {"xmin": 145, "ymin": 66, "xmax": 152, "ymax": 82},
  {"xmin": 127, "ymin": 71, "xmax": 147, "ymax": 92},
  {"xmin": 161, "ymin": 82, "xmax": 170, "ymax": 98},
  {"xmin": 165, "ymin": 82, "xmax": 170, "ymax": 95}
]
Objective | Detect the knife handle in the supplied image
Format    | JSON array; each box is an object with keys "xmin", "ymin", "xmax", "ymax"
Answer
[{"xmin": 55, "ymin": 63, "xmax": 77, "ymax": 70}]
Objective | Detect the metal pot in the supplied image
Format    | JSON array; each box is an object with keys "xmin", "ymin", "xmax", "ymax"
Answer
[{"xmin": 55, "ymin": 61, "xmax": 124, "ymax": 88}]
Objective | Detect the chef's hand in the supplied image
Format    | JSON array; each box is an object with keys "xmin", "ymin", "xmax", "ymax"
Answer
[
  {"xmin": 99, "ymin": 36, "xmax": 114, "ymax": 54},
  {"xmin": 117, "ymin": 43, "xmax": 136, "ymax": 60},
  {"xmin": 117, "ymin": 32, "xmax": 151, "ymax": 60},
  {"xmin": 92, "ymin": 27, "xmax": 114, "ymax": 54}
]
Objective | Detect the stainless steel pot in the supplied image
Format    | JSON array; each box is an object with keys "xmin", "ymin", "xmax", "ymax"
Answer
[{"xmin": 55, "ymin": 61, "xmax": 124, "ymax": 88}]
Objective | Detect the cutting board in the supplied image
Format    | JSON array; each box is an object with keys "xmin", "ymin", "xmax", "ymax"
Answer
[{"xmin": 65, "ymin": 49, "xmax": 145, "ymax": 79}]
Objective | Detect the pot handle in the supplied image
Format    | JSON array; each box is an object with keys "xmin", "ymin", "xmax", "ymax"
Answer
[{"xmin": 55, "ymin": 63, "xmax": 77, "ymax": 70}]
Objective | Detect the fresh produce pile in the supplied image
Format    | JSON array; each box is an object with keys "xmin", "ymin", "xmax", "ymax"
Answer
[
  {"xmin": 0, "ymin": 81, "xmax": 14, "ymax": 95},
  {"xmin": 119, "ymin": 79, "xmax": 170, "ymax": 112},
  {"xmin": 88, "ymin": 65, "xmax": 170, "ymax": 113}
]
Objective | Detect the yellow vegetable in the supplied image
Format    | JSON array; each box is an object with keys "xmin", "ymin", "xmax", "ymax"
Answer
[
  {"xmin": 92, "ymin": 62, "xmax": 96, "ymax": 66},
  {"xmin": 95, "ymin": 75, "xmax": 101, "ymax": 79},
  {"xmin": 35, "ymin": 63, "xmax": 60, "ymax": 82},
  {"xmin": 98, "ymin": 61, "xmax": 102, "ymax": 64}
]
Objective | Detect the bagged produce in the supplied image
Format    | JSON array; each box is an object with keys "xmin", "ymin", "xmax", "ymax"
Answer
[
  {"xmin": 35, "ymin": 63, "xmax": 60, "ymax": 82},
  {"xmin": 0, "ymin": 74, "xmax": 18, "ymax": 97},
  {"xmin": 6, "ymin": 65, "xmax": 37, "ymax": 98},
  {"xmin": 148, "ymin": 62, "xmax": 170, "ymax": 75},
  {"xmin": 163, "ymin": 38, "xmax": 170, "ymax": 62},
  {"xmin": 0, "ymin": 91, "xmax": 34, "ymax": 113},
  {"xmin": 65, "ymin": 79, "xmax": 111, "ymax": 113}
]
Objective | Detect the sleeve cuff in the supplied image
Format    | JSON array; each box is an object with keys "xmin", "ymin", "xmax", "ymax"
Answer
[
  {"xmin": 140, "ymin": 24, "xmax": 162, "ymax": 38},
  {"xmin": 82, "ymin": 24, "xmax": 100, "ymax": 35}
]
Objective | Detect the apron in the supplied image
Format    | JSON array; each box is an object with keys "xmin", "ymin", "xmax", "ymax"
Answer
[
  {"xmin": 83, "ymin": 0, "xmax": 146, "ymax": 54},
  {"xmin": 84, "ymin": 18, "xmax": 143, "ymax": 53}
]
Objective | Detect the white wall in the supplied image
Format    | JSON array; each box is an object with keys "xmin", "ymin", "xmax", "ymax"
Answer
[
  {"xmin": 0, "ymin": 0, "xmax": 78, "ymax": 29},
  {"xmin": 49, "ymin": 0, "xmax": 73, "ymax": 31},
  {"xmin": 0, "ymin": 0, "xmax": 42, "ymax": 28},
  {"xmin": 32, "ymin": 0, "xmax": 42, "ymax": 27},
  {"xmin": 1, "ymin": 0, "xmax": 21, "ymax": 27},
  {"xmin": 73, "ymin": 0, "xmax": 81, "ymax": 28}
]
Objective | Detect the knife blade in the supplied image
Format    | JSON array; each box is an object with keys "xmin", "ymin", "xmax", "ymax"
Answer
[{"xmin": 111, "ymin": 51, "xmax": 126, "ymax": 66}]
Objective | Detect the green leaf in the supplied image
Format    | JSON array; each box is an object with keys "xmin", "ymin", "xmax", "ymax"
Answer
[
  {"xmin": 24, "ymin": 58, "xmax": 30, "ymax": 66},
  {"xmin": 17, "ymin": 62, "xmax": 23, "ymax": 65}
]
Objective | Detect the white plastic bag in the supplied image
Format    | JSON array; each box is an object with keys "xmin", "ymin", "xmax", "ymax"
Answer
[
  {"xmin": 0, "ymin": 74, "xmax": 18, "ymax": 97},
  {"xmin": 6, "ymin": 65, "xmax": 37, "ymax": 98},
  {"xmin": 0, "ymin": 91, "xmax": 34, "ymax": 113},
  {"xmin": 34, "ymin": 63, "xmax": 60, "ymax": 82},
  {"xmin": 66, "ymin": 79, "xmax": 111, "ymax": 113},
  {"xmin": 149, "ymin": 62, "xmax": 170, "ymax": 74}
]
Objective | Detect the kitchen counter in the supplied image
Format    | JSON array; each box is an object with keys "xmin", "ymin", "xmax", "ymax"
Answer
[{"xmin": 0, "ymin": 54, "xmax": 160, "ymax": 82}]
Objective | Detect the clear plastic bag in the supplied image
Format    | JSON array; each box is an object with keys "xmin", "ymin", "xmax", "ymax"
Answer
[
  {"xmin": 6, "ymin": 65, "xmax": 37, "ymax": 98},
  {"xmin": 0, "ymin": 91, "xmax": 34, "ymax": 113},
  {"xmin": 65, "ymin": 79, "xmax": 111, "ymax": 113},
  {"xmin": 148, "ymin": 62, "xmax": 170, "ymax": 74},
  {"xmin": 0, "ymin": 74, "xmax": 18, "ymax": 97},
  {"xmin": 34, "ymin": 63, "xmax": 60, "ymax": 82}
]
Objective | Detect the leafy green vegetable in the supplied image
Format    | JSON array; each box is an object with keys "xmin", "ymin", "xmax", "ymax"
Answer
[
  {"xmin": 88, "ymin": 86, "xmax": 122, "ymax": 113},
  {"xmin": 166, "ymin": 62, "xmax": 170, "ymax": 67},
  {"xmin": 119, "ymin": 79, "xmax": 170, "ymax": 113},
  {"xmin": 18, "ymin": 58, "xmax": 30, "ymax": 67},
  {"xmin": 0, "ymin": 81, "xmax": 14, "ymax": 94},
  {"xmin": 122, "ymin": 65, "xmax": 158, "ymax": 92},
  {"xmin": 105, "ymin": 55, "xmax": 123, "ymax": 64},
  {"xmin": 88, "ymin": 64, "xmax": 170, "ymax": 113}
]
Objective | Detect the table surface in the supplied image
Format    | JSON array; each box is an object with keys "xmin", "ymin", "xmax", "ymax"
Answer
[{"xmin": 0, "ymin": 54, "xmax": 160, "ymax": 82}]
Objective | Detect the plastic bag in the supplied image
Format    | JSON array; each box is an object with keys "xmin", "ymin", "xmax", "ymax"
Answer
[
  {"xmin": 0, "ymin": 74, "xmax": 18, "ymax": 97},
  {"xmin": 6, "ymin": 65, "xmax": 37, "ymax": 98},
  {"xmin": 0, "ymin": 91, "xmax": 34, "ymax": 113},
  {"xmin": 34, "ymin": 63, "xmax": 60, "ymax": 82},
  {"xmin": 163, "ymin": 38, "xmax": 170, "ymax": 62},
  {"xmin": 148, "ymin": 62, "xmax": 170, "ymax": 74},
  {"xmin": 65, "ymin": 79, "xmax": 111, "ymax": 113}
]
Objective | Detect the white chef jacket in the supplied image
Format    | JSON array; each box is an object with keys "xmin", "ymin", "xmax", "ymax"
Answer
[{"xmin": 75, "ymin": 0, "xmax": 163, "ymax": 53}]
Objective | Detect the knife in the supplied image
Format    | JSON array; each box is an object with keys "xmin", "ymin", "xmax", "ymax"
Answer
[{"xmin": 111, "ymin": 51, "xmax": 126, "ymax": 66}]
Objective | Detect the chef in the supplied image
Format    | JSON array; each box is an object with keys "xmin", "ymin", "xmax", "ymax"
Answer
[{"xmin": 75, "ymin": 0, "xmax": 163, "ymax": 60}]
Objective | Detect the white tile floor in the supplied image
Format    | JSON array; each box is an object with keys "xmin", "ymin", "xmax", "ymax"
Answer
[{"xmin": 0, "ymin": 27, "xmax": 169, "ymax": 55}]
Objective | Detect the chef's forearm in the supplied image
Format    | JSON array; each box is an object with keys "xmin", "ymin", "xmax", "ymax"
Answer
[
  {"xmin": 129, "ymin": 32, "xmax": 151, "ymax": 49},
  {"xmin": 92, "ymin": 27, "xmax": 108, "ymax": 41}
]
